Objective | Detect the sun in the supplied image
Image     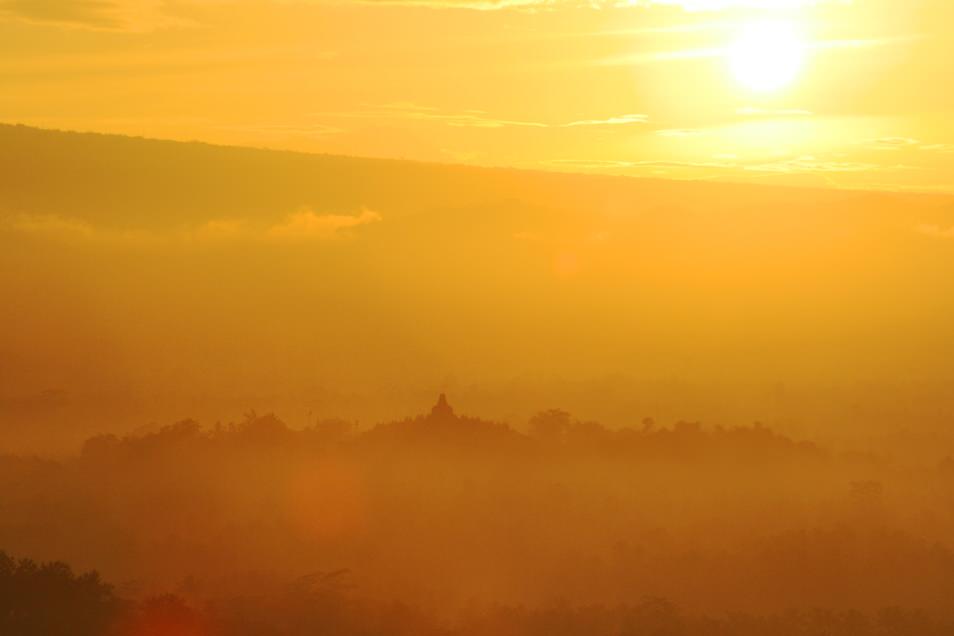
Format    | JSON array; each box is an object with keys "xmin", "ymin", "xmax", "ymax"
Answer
[{"xmin": 728, "ymin": 19, "xmax": 805, "ymax": 93}]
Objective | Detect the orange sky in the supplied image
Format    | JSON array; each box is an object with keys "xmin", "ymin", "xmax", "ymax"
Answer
[{"xmin": 3, "ymin": 0, "xmax": 953, "ymax": 191}]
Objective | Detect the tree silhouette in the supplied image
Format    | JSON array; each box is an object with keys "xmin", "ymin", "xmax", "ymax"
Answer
[{"xmin": 0, "ymin": 551, "xmax": 123, "ymax": 636}]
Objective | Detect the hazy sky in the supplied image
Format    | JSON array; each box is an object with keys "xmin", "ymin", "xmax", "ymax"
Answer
[{"xmin": 3, "ymin": 0, "xmax": 953, "ymax": 190}]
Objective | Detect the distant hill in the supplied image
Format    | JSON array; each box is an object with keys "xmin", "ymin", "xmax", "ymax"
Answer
[{"xmin": 6, "ymin": 122, "xmax": 949, "ymax": 231}]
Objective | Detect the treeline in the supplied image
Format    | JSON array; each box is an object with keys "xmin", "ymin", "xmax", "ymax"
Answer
[
  {"xmin": 4, "ymin": 549, "xmax": 954, "ymax": 636},
  {"xmin": 2, "ymin": 400, "xmax": 953, "ymax": 617},
  {"xmin": 78, "ymin": 399, "xmax": 824, "ymax": 466}
]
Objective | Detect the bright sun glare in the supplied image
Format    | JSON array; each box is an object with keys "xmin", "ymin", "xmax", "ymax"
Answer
[{"xmin": 728, "ymin": 19, "xmax": 805, "ymax": 93}]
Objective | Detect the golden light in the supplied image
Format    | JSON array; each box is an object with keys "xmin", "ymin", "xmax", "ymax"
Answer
[{"xmin": 728, "ymin": 19, "xmax": 806, "ymax": 93}]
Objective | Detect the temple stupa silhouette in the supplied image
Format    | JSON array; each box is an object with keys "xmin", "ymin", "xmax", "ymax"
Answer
[
  {"xmin": 363, "ymin": 392, "xmax": 515, "ymax": 446},
  {"xmin": 429, "ymin": 393, "xmax": 456, "ymax": 420}
]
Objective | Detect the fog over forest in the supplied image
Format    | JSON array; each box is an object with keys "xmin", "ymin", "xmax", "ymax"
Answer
[
  {"xmin": 3, "ymin": 125, "xmax": 954, "ymax": 635},
  {"xmin": 4, "ymin": 393, "xmax": 954, "ymax": 635}
]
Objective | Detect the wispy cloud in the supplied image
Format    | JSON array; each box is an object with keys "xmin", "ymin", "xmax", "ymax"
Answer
[
  {"xmin": 737, "ymin": 106, "xmax": 813, "ymax": 118},
  {"xmin": 7, "ymin": 213, "xmax": 100, "ymax": 239},
  {"xmin": 315, "ymin": 103, "xmax": 548, "ymax": 128},
  {"xmin": 860, "ymin": 137, "xmax": 954, "ymax": 154},
  {"xmin": 3, "ymin": 213, "xmax": 155, "ymax": 244},
  {"xmin": 599, "ymin": 46, "xmax": 723, "ymax": 66},
  {"xmin": 0, "ymin": 0, "xmax": 864, "ymax": 30},
  {"xmin": 597, "ymin": 32, "xmax": 919, "ymax": 69},
  {"xmin": 811, "ymin": 34, "xmax": 926, "ymax": 52},
  {"xmin": 522, "ymin": 19, "xmax": 733, "ymax": 42},
  {"xmin": 543, "ymin": 159, "xmax": 645, "ymax": 169},
  {"xmin": 745, "ymin": 156, "xmax": 898, "ymax": 174},
  {"xmin": 0, "ymin": 0, "xmax": 185, "ymax": 30},
  {"xmin": 921, "ymin": 143, "xmax": 954, "ymax": 154},
  {"xmin": 352, "ymin": 0, "xmax": 559, "ymax": 8},
  {"xmin": 916, "ymin": 224, "xmax": 954, "ymax": 239},
  {"xmin": 542, "ymin": 158, "xmax": 739, "ymax": 171},
  {"xmin": 542, "ymin": 154, "xmax": 906, "ymax": 176},
  {"xmin": 3, "ymin": 207, "xmax": 382, "ymax": 244},
  {"xmin": 314, "ymin": 102, "xmax": 648, "ymax": 129},
  {"xmin": 865, "ymin": 137, "xmax": 920, "ymax": 150},
  {"xmin": 627, "ymin": 0, "xmax": 831, "ymax": 8},
  {"xmin": 350, "ymin": 0, "xmax": 837, "ymax": 10},
  {"xmin": 563, "ymin": 114, "xmax": 649, "ymax": 127},
  {"xmin": 192, "ymin": 207, "xmax": 383, "ymax": 243},
  {"xmin": 655, "ymin": 128, "xmax": 707, "ymax": 137},
  {"xmin": 0, "ymin": 0, "xmax": 884, "ymax": 28},
  {"xmin": 225, "ymin": 123, "xmax": 345, "ymax": 138},
  {"xmin": 0, "ymin": 46, "xmax": 339, "ymax": 78},
  {"xmin": 0, "ymin": 0, "xmax": 123, "ymax": 27},
  {"xmin": 266, "ymin": 208, "xmax": 382, "ymax": 241}
]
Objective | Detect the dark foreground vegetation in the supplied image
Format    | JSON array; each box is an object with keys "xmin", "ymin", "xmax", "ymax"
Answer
[{"xmin": 4, "ymin": 548, "xmax": 954, "ymax": 636}]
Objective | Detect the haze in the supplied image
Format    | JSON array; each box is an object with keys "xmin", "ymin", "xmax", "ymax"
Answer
[{"xmin": 2, "ymin": 1, "xmax": 954, "ymax": 635}]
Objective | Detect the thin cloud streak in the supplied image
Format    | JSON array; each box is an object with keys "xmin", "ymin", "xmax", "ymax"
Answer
[
  {"xmin": 596, "ymin": 33, "xmax": 921, "ymax": 68},
  {"xmin": 2, "ymin": 207, "xmax": 382, "ymax": 244},
  {"xmin": 737, "ymin": 106, "xmax": 813, "ymax": 118},
  {"xmin": 311, "ymin": 103, "xmax": 648, "ymax": 129},
  {"xmin": 563, "ymin": 114, "xmax": 649, "ymax": 127},
  {"xmin": 542, "ymin": 154, "xmax": 909, "ymax": 175},
  {"xmin": 0, "ymin": 0, "xmax": 856, "ymax": 29}
]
